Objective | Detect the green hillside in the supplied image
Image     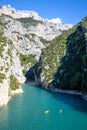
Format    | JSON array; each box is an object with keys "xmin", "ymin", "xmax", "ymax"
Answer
[{"xmin": 41, "ymin": 16, "xmax": 87, "ymax": 94}]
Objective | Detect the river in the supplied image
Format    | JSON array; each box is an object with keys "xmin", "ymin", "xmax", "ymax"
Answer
[{"xmin": 0, "ymin": 83, "xmax": 87, "ymax": 130}]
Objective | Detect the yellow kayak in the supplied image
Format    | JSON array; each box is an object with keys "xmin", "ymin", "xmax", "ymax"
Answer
[{"xmin": 44, "ymin": 110, "xmax": 49, "ymax": 114}]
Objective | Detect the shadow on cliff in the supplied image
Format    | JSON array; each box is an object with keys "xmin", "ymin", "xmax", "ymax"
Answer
[
  {"xmin": 46, "ymin": 89, "xmax": 87, "ymax": 114},
  {"xmin": 25, "ymin": 57, "xmax": 42, "ymax": 86},
  {"xmin": 25, "ymin": 65, "xmax": 35, "ymax": 82},
  {"xmin": 46, "ymin": 24, "xmax": 87, "ymax": 114}
]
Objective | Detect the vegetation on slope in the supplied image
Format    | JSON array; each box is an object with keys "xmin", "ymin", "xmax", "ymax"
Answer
[
  {"xmin": 20, "ymin": 54, "xmax": 36, "ymax": 66},
  {"xmin": 41, "ymin": 24, "xmax": 77, "ymax": 86},
  {"xmin": 17, "ymin": 17, "xmax": 43, "ymax": 27},
  {"xmin": 20, "ymin": 53, "xmax": 37, "ymax": 75},
  {"xmin": 0, "ymin": 74, "xmax": 5, "ymax": 83},
  {"xmin": 10, "ymin": 75, "xmax": 20, "ymax": 90},
  {"xmin": 39, "ymin": 37, "xmax": 50, "ymax": 45},
  {"xmin": 0, "ymin": 16, "xmax": 7, "ymax": 56},
  {"xmin": 41, "ymin": 16, "xmax": 87, "ymax": 94},
  {"xmin": 51, "ymin": 25, "xmax": 87, "ymax": 93}
]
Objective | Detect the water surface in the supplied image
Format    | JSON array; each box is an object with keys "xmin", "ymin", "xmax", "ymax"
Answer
[{"xmin": 0, "ymin": 83, "xmax": 87, "ymax": 130}]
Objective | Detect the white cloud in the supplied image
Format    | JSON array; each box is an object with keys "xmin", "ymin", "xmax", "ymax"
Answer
[{"xmin": 47, "ymin": 18, "xmax": 62, "ymax": 24}]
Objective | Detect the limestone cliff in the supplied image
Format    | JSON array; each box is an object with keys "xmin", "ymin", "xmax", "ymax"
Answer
[
  {"xmin": 0, "ymin": 35, "xmax": 25, "ymax": 106},
  {"xmin": 0, "ymin": 5, "xmax": 72, "ymax": 107},
  {"xmin": 25, "ymin": 57, "xmax": 42, "ymax": 86}
]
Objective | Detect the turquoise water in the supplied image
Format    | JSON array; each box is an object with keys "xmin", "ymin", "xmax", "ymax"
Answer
[{"xmin": 0, "ymin": 84, "xmax": 87, "ymax": 130}]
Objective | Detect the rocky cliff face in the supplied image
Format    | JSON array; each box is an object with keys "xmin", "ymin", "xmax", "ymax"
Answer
[
  {"xmin": 51, "ymin": 24, "xmax": 87, "ymax": 93},
  {"xmin": 0, "ymin": 34, "xmax": 25, "ymax": 106},
  {"xmin": 0, "ymin": 4, "xmax": 41, "ymax": 19},
  {"xmin": 0, "ymin": 5, "xmax": 72, "ymax": 107},
  {"xmin": 0, "ymin": 5, "xmax": 72, "ymax": 41},
  {"xmin": 25, "ymin": 57, "xmax": 43, "ymax": 86},
  {"xmin": 41, "ymin": 16, "xmax": 87, "ymax": 94}
]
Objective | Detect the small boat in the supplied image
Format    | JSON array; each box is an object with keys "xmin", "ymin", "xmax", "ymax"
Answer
[
  {"xmin": 59, "ymin": 109, "xmax": 63, "ymax": 113},
  {"xmin": 44, "ymin": 110, "xmax": 49, "ymax": 114}
]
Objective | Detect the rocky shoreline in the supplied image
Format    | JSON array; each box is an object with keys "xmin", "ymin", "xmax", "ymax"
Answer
[
  {"xmin": 0, "ymin": 87, "xmax": 23, "ymax": 107},
  {"xmin": 46, "ymin": 87, "xmax": 87, "ymax": 101},
  {"xmin": 26, "ymin": 82, "xmax": 87, "ymax": 101},
  {"xmin": 11, "ymin": 88, "xmax": 23, "ymax": 95}
]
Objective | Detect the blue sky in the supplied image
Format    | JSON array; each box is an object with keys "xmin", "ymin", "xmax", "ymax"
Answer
[{"xmin": 0, "ymin": 0, "xmax": 87, "ymax": 25}]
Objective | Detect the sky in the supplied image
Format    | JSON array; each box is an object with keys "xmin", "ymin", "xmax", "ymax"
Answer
[{"xmin": 0, "ymin": 0, "xmax": 87, "ymax": 25}]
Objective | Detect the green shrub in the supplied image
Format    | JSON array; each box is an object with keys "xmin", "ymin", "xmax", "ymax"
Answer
[
  {"xmin": 0, "ymin": 74, "xmax": 5, "ymax": 83},
  {"xmin": 10, "ymin": 75, "xmax": 20, "ymax": 90},
  {"xmin": 39, "ymin": 37, "xmax": 49, "ymax": 45},
  {"xmin": 17, "ymin": 17, "xmax": 43, "ymax": 27},
  {"xmin": 20, "ymin": 54, "xmax": 36, "ymax": 66}
]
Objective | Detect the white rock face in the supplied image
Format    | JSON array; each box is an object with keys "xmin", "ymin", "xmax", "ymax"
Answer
[
  {"xmin": 0, "ymin": 40, "xmax": 25, "ymax": 107},
  {"xmin": 1, "ymin": 15, "xmax": 45, "ymax": 60},
  {"xmin": 0, "ymin": 43, "xmax": 10, "ymax": 107},
  {"xmin": 0, "ymin": 4, "xmax": 73, "ymax": 41},
  {"xmin": 0, "ymin": 5, "xmax": 73, "ymax": 107},
  {"xmin": 0, "ymin": 4, "xmax": 41, "ymax": 20},
  {"xmin": 0, "ymin": 79, "xmax": 10, "ymax": 106},
  {"xmin": 28, "ymin": 21, "xmax": 72, "ymax": 40}
]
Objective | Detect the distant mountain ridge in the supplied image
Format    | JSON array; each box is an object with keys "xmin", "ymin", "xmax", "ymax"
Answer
[
  {"xmin": 0, "ymin": 5, "xmax": 72, "ymax": 41},
  {"xmin": 0, "ymin": 4, "xmax": 72, "ymax": 25},
  {"xmin": 0, "ymin": 4, "xmax": 41, "ymax": 19}
]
